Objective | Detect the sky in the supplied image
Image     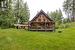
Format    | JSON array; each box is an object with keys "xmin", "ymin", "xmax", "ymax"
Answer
[{"xmin": 23, "ymin": 0, "xmax": 66, "ymax": 20}]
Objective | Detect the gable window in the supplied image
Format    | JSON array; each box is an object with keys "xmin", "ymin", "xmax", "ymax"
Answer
[
  {"xmin": 38, "ymin": 19, "xmax": 41, "ymax": 22},
  {"xmin": 43, "ymin": 19, "xmax": 45, "ymax": 22}
]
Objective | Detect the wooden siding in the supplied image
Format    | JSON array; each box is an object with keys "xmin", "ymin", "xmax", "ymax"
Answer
[{"xmin": 33, "ymin": 14, "xmax": 50, "ymax": 22}]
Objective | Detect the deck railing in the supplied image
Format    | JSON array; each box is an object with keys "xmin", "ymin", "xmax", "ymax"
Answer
[{"xmin": 29, "ymin": 26, "xmax": 54, "ymax": 31}]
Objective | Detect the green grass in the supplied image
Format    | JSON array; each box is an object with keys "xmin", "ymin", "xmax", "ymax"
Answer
[{"xmin": 0, "ymin": 28, "xmax": 75, "ymax": 50}]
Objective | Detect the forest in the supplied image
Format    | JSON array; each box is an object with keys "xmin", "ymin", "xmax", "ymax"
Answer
[{"xmin": 0, "ymin": 0, "xmax": 30, "ymax": 28}]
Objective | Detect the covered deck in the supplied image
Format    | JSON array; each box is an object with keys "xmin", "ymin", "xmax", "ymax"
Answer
[{"xmin": 29, "ymin": 21, "xmax": 55, "ymax": 31}]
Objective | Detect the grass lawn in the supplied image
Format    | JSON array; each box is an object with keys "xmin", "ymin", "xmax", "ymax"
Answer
[{"xmin": 0, "ymin": 28, "xmax": 75, "ymax": 50}]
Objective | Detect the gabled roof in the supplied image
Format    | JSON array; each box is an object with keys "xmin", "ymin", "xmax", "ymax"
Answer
[{"xmin": 30, "ymin": 10, "xmax": 53, "ymax": 22}]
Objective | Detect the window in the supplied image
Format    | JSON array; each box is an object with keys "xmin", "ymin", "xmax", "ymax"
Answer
[
  {"xmin": 43, "ymin": 19, "xmax": 45, "ymax": 22},
  {"xmin": 38, "ymin": 19, "xmax": 41, "ymax": 22}
]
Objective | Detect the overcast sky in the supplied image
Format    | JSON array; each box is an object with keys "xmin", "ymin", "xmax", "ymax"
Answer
[{"xmin": 24, "ymin": 0, "xmax": 66, "ymax": 20}]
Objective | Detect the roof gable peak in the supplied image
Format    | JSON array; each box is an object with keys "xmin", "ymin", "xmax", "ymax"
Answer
[{"xmin": 30, "ymin": 10, "xmax": 53, "ymax": 22}]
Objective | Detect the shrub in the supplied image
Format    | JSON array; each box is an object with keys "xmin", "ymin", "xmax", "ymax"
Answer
[{"xmin": 58, "ymin": 30, "xmax": 62, "ymax": 33}]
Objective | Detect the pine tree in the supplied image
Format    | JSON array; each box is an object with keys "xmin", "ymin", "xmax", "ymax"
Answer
[
  {"xmin": 63, "ymin": 0, "xmax": 75, "ymax": 22},
  {"xmin": 0, "ymin": 0, "xmax": 15, "ymax": 28},
  {"xmin": 49, "ymin": 9, "xmax": 63, "ymax": 25},
  {"xmin": 20, "ymin": 2, "xmax": 30, "ymax": 23},
  {"xmin": 14, "ymin": 0, "xmax": 30, "ymax": 24}
]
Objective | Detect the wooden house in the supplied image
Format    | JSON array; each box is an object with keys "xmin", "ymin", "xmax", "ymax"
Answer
[{"xmin": 29, "ymin": 10, "xmax": 55, "ymax": 31}]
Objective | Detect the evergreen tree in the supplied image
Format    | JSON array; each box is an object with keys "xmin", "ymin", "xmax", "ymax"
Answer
[
  {"xmin": 0, "ymin": 0, "xmax": 15, "ymax": 28},
  {"xmin": 14, "ymin": 0, "xmax": 30, "ymax": 24},
  {"xmin": 20, "ymin": 2, "xmax": 30, "ymax": 23},
  {"xmin": 14, "ymin": 0, "xmax": 23, "ymax": 24},
  {"xmin": 0, "ymin": 0, "xmax": 30, "ymax": 28},
  {"xmin": 63, "ymin": 0, "xmax": 75, "ymax": 22},
  {"xmin": 49, "ymin": 9, "xmax": 63, "ymax": 25}
]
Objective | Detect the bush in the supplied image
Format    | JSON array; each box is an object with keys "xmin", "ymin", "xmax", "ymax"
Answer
[
  {"xmin": 58, "ymin": 30, "xmax": 62, "ymax": 33},
  {"xmin": 64, "ymin": 24, "xmax": 70, "ymax": 28},
  {"xmin": 0, "ymin": 21, "xmax": 14, "ymax": 29}
]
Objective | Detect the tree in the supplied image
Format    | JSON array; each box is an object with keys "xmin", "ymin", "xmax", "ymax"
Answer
[
  {"xmin": 63, "ymin": 18, "xmax": 69, "ymax": 24},
  {"xmin": 0, "ymin": 0, "xmax": 30, "ymax": 28},
  {"xmin": 14, "ymin": 0, "xmax": 23, "ymax": 24},
  {"xmin": 49, "ymin": 9, "xmax": 63, "ymax": 25},
  {"xmin": 14, "ymin": 0, "xmax": 30, "ymax": 24},
  {"xmin": 63, "ymin": 0, "xmax": 75, "ymax": 22},
  {"xmin": 20, "ymin": 2, "xmax": 30, "ymax": 23},
  {"xmin": 0, "ymin": 0, "xmax": 15, "ymax": 28},
  {"xmin": 63, "ymin": 0, "xmax": 71, "ymax": 22}
]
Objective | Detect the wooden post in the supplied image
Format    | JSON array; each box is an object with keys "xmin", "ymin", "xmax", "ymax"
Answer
[
  {"xmin": 28, "ymin": 22, "xmax": 30, "ymax": 31},
  {"xmin": 45, "ymin": 21, "xmax": 46, "ymax": 31}
]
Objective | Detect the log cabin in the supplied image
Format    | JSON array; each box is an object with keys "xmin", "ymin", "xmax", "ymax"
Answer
[{"xmin": 29, "ymin": 10, "xmax": 55, "ymax": 31}]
